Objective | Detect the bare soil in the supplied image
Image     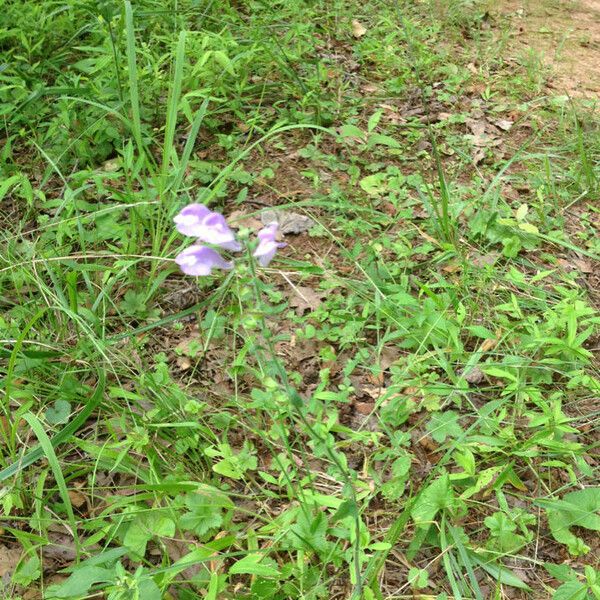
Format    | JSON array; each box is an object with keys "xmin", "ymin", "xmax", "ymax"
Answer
[{"xmin": 499, "ymin": 0, "xmax": 600, "ymax": 97}]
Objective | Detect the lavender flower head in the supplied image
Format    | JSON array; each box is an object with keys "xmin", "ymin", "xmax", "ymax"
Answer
[
  {"xmin": 173, "ymin": 204, "xmax": 285, "ymax": 276},
  {"xmin": 175, "ymin": 245, "xmax": 233, "ymax": 276},
  {"xmin": 174, "ymin": 203, "xmax": 241, "ymax": 251},
  {"xmin": 253, "ymin": 222, "xmax": 287, "ymax": 267}
]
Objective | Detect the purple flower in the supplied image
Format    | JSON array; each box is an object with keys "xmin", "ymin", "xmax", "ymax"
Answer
[
  {"xmin": 175, "ymin": 245, "xmax": 233, "ymax": 276},
  {"xmin": 253, "ymin": 222, "xmax": 286, "ymax": 267},
  {"xmin": 174, "ymin": 203, "xmax": 241, "ymax": 251}
]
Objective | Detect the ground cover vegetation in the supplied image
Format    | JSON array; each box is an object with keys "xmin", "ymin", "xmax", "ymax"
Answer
[{"xmin": 0, "ymin": 0, "xmax": 599, "ymax": 598}]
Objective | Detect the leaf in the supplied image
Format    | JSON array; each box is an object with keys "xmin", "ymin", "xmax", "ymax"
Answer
[
  {"xmin": 290, "ymin": 508, "xmax": 329, "ymax": 553},
  {"xmin": 45, "ymin": 400, "xmax": 71, "ymax": 425},
  {"xmin": 367, "ymin": 133, "xmax": 401, "ymax": 149},
  {"xmin": 411, "ymin": 472, "xmax": 453, "ymax": 527},
  {"xmin": 45, "ymin": 566, "xmax": 114, "ymax": 598},
  {"xmin": 467, "ymin": 551, "xmax": 531, "ymax": 590},
  {"xmin": 339, "ymin": 123, "xmax": 366, "ymax": 141},
  {"xmin": 288, "ymin": 285, "xmax": 325, "ymax": 316},
  {"xmin": 360, "ymin": 173, "xmax": 387, "ymax": 195},
  {"xmin": 544, "ymin": 562, "xmax": 579, "ymax": 583},
  {"xmin": 180, "ymin": 491, "xmax": 225, "ymax": 538},
  {"xmin": 540, "ymin": 487, "xmax": 600, "ymax": 556},
  {"xmin": 138, "ymin": 576, "xmax": 163, "ymax": 600},
  {"xmin": 552, "ymin": 580, "xmax": 589, "ymax": 600},
  {"xmin": 351, "ymin": 19, "xmax": 367, "ymax": 38},
  {"xmin": 229, "ymin": 553, "xmax": 280, "ymax": 578},
  {"xmin": 407, "ymin": 567, "xmax": 429, "ymax": 589},
  {"xmin": 426, "ymin": 411, "xmax": 463, "ymax": 443},
  {"xmin": 213, "ymin": 50, "xmax": 236, "ymax": 75},
  {"xmin": 123, "ymin": 514, "xmax": 175, "ymax": 557},
  {"xmin": 518, "ymin": 222, "xmax": 540, "ymax": 234},
  {"xmin": 367, "ymin": 110, "xmax": 383, "ymax": 132},
  {"xmin": 515, "ymin": 204, "xmax": 529, "ymax": 221}
]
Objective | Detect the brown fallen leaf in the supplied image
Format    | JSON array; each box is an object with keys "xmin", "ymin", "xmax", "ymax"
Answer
[
  {"xmin": 0, "ymin": 544, "xmax": 21, "ymax": 578},
  {"xmin": 494, "ymin": 118, "xmax": 514, "ymax": 131},
  {"xmin": 351, "ymin": 19, "xmax": 367, "ymax": 38},
  {"xmin": 288, "ymin": 285, "xmax": 325, "ymax": 316},
  {"xmin": 228, "ymin": 210, "xmax": 263, "ymax": 232},
  {"xmin": 463, "ymin": 366, "xmax": 484, "ymax": 385},
  {"xmin": 68, "ymin": 489, "xmax": 86, "ymax": 509},
  {"xmin": 261, "ymin": 209, "xmax": 315, "ymax": 235}
]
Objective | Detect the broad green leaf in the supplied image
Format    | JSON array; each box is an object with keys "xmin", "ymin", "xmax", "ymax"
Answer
[
  {"xmin": 552, "ymin": 580, "xmax": 589, "ymax": 600},
  {"xmin": 367, "ymin": 133, "xmax": 401, "ymax": 148},
  {"xmin": 359, "ymin": 173, "xmax": 387, "ymax": 195},
  {"xmin": 367, "ymin": 110, "xmax": 383, "ymax": 132},
  {"xmin": 45, "ymin": 566, "xmax": 113, "ymax": 598},
  {"xmin": 229, "ymin": 554, "xmax": 280, "ymax": 578},
  {"xmin": 426, "ymin": 411, "xmax": 463, "ymax": 443},
  {"xmin": 339, "ymin": 123, "xmax": 366, "ymax": 141},
  {"xmin": 411, "ymin": 473, "xmax": 453, "ymax": 527},
  {"xmin": 44, "ymin": 400, "xmax": 71, "ymax": 425}
]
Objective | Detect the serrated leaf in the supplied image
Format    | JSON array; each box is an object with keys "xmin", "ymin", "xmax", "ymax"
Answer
[
  {"xmin": 426, "ymin": 411, "xmax": 463, "ymax": 443},
  {"xmin": 359, "ymin": 173, "xmax": 387, "ymax": 195},
  {"xmin": 411, "ymin": 472, "xmax": 453, "ymax": 527},
  {"xmin": 339, "ymin": 123, "xmax": 366, "ymax": 141},
  {"xmin": 552, "ymin": 580, "xmax": 589, "ymax": 600}
]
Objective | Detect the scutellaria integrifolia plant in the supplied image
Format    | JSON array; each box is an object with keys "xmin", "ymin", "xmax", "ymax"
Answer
[{"xmin": 173, "ymin": 203, "xmax": 286, "ymax": 275}]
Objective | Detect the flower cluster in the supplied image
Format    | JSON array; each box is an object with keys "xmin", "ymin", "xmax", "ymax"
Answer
[{"xmin": 174, "ymin": 203, "xmax": 286, "ymax": 276}]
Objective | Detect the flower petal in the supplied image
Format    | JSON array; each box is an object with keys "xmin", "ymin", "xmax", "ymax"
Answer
[
  {"xmin": 254, "ymin": 223, "xmax": 286, "ymax": 267},
  {"xmin": 173, "ymin": 204, "xmax": 212, "ymax": 237},
  {"xmin": 175, "ymin": 245, "xmax": 233, "ymax": 276},
  {"xmin": 199, "ymin": 213, "xmax": 242, "ymax": 251}
]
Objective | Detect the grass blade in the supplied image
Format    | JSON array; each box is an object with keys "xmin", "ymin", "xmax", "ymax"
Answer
[
  {"xmin": 0, "ymin": 372, "xmax": 105, "ymax": 482},
  {"xmin": 22, "ymin": 411, "xmax": 80, "ymax": 557},
  {"xmin": 124, "ymin": 0, "xmax": 144, "ymax": 155}
]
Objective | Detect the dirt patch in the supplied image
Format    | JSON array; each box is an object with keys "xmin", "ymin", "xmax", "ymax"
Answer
[{"xmin": 499, "ymin": 0, "xmax": 600, "ymax": 97}]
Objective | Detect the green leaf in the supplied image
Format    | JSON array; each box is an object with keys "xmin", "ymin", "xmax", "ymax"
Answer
[
  {"xmin": 45, "ymin": 566, "xmax": 114, "ymax": 598},
  {"xmin": 213, "ymin": 50, "xmax": 236, "ymax": 75},
  {"xmin": 411, "ymin": 473, "xmax": 453, "ymax": 527},
  {"xmin": 367, "ymin": 133, "xmax": 401, "ymax": 148},
  {"xmin": 339, "ymin": 123, "xmax": 366, "ymax": 141},
  {"xmin": 544, "ymin": 562, "xmax": 579, "ymax": 583},
  {"xmin": 290, "ymin": 508, "xmax": 329, "ymax": 553},
  {"xmin": 426, "ymin": 411, "xmax": 463, "ymax": 443},
  {"xmin": 515, "ymin": 204, "xmax": 529, "ymax": 221},
  {"xmin": 541, "ymin": 487, "xmax": 600, "ymax": 556},
  {"xmin": 518, "ymin": 222, "xmax": 540, "ymax": 234},
  {"xmin": 553, "ymin": 580, "xmax": 589, "ymax": 600},
  {"xmin": 467, "ymin": 551, "xmax": 531, "ymax": 590},
  {"xmin": 138, "ymin": 576, "xmax": 163, "ymax": 600},
  {"xmin": 44, "ymin": 400, "xmax": 71, "ymax": 425},
  {"xmin": 180, "ymin": 491, "xmax": 225, "ymax": 538},
  {"xmin": 229, "ymin": 554, "xmax": 280, "ymax": 578},
  {"xmin": 407, "ymin": 567, "xmax": 429, "ymax": 589},
  {"xmin": 13, "ymin": 554, "xmax": 40, "ymax": 586},
  {"xmin": 123, "ymin": 514, "xmax": 175, "ymax": 557},
  {"xmin": 367, "ymin": 110, "xmax": 383, "ymax": 132},
  {"xmin": 359, "ymin": 173, "xmax": 387, "ymax": 195}
]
